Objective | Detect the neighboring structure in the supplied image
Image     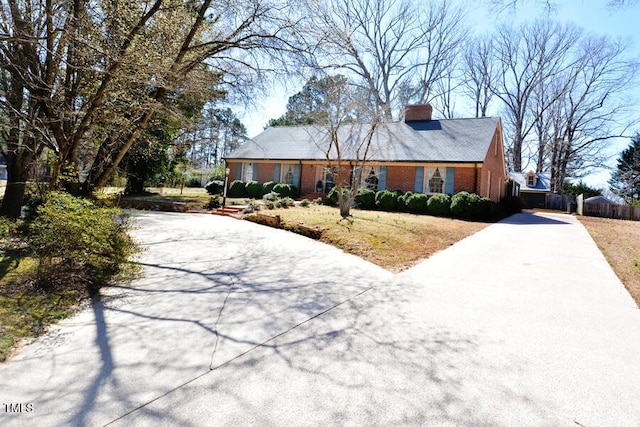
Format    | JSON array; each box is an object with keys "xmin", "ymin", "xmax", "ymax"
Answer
[
  {"xmin": 508, "ymin": 171, "xmax": 551, "ymax": 209},
  {"xmin": 584, "ymin": 195, "xmax": 614, "ymax": 205},
  {"xmin": 225, "ymin": 105, "xmax": 507, "ymax": 202}
]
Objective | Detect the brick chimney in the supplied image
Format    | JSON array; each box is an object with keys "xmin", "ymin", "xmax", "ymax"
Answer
[{"xmin": 404, "ymin": 104, "xmax": 433, "ymax": 122}]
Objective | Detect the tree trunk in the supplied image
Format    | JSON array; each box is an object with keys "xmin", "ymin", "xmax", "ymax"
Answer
[
  {"xmin": 339, "ymin": 201, "xmax": 351, "ymax": 218},
  {"xmin": 0, "ymin": 154, "xmax": 32, "ymax": 219},
  {"xmin": 0, "ymin": 182, "xmax": 27, "ymax": 219}
]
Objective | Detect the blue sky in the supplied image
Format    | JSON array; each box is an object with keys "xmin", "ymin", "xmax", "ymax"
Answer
[{"xmin": 239, "ymin": 0, "xmax": 639, "ymax": 189}]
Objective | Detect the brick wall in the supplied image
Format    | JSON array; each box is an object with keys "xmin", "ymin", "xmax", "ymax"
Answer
[
  {"xmin": 300, "ymin": 164, "xmax": 317, "ymax": 194},
  {"xmin": 454, "ymin": 167, "xmax": 478, "ymax": 194},
  {"xmin": 257, "ymin": 163, "xmax": 275, "ymax": 183},
  {"xmin": 386, "ymin": 166, "xmax": 415, "ymax": 192},
  {"xmin": 479, "ymin": 127, "xmax": 507, "ymax": 202}
]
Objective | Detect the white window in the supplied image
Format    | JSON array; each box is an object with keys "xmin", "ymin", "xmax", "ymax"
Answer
[
  {"xmin": 363, "ymin": 166, "xmax": 380, "ymax": 190},
  {"xmin": 426, "ymin": 167, "xmax": 445, "ymax": 194},
  {"xmin": 526, "ymin": 173, "xmax": 536, "ymax": 187},
  {"xmin": 281, "ymin": 164, "xmax": 295, "ymax": 185},
  {"xmin": 243, "ymin": 162, "xmax": 254, "ymax": 182}
]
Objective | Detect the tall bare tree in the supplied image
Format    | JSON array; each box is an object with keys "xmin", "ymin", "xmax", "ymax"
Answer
[
  {"xmin": 462, "ymin": 35, "xmax": 498, "ymax": 118},
  {"xmin": 302, "ymin": 0, "xmax": 466, "ymax": 120},
  {"xmin": 543, "ymin": 35, "xmax": 638, "ymax": 191},
  {"xmin": 491, "ymin": 19, "xmax": 582, "ymax": 172}
]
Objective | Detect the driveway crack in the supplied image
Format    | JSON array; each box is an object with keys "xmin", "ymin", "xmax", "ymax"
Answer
[{"xmin": 209, "ymin": 275, "xmax": 238, "ymax": 370}]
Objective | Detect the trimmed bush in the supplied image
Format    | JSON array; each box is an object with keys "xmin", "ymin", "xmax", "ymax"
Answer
[
  {"xmin": 427, "ymin": 193, "xmax": 451, "ymax": 217},
  {"xmin": 327, "ymin": 186, "xmax": 351, "ymax": 206},
  {"xmin": 375, "ymin": 190, "xmax": 398, "ymax": 212},
  {"xmin": 450, "ymin": 191, "xmax": 482, "ymax": 219},
  {"xmin": 227, "ymin": 180, "xmax": 247, "ymax": 198},
  {"xmin": 300, "ymin": 199, "xmax": 311, "ymax": 208},
  {"xmin": 273, "ymin": 183, "xmax": 295, "ymax": 198},
  {"xmin": 405, "ymin": 192, "xmax": 429, "ymax": 214},
  {"xmin": 397, "ymin": 191, "xmax": 413, "ymax": 212},
  {"xmin": 355, "ymin": 188, "xmax": 376, "ymax": 210},
  {"xmin": 204, "ymin": 180, "xmax": 224, "ymax": 195},
  {"xmin": 262, "ymin": 181, "xmax": 276, "ymax": 195},
  {"xmin": 245, "ymin": 181, "xmax": 262, "ymax": 199},
  {"xmin": 27, "ymin": 192, "xmax": 140, "ymax": 293}
]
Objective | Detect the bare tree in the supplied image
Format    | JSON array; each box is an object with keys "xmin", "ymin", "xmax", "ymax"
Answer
[
  {"xmin": 461, "ymin": 35, "xmax": 499, "ymax": 118},
  {"xmin": 304, "ymin": 76, "xmax": 380, "ymax": 218},
  {"xmin": 491, "ymin": 19, "xmax": 582, "ymax": 172},
  {"xmin": 302, "ymin": 0, "xmax": 466, "ymax": 120},
  {"xmin": 491, "ymin": 0, "xmax": 638, "ymax": 9},
  {"xmin": 543, "ymin": 35, "xmax": 638, "ymax": 191}
]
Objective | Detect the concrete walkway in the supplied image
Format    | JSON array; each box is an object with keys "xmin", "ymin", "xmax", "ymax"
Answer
[{"xmin": 1, "ymin": 211, "xmax": 640, "ymax": 426}]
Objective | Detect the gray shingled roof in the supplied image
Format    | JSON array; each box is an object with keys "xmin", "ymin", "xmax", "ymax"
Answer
[{"xmin": 227, "ymin": 117, "xmax": 500, "ymax": 163}]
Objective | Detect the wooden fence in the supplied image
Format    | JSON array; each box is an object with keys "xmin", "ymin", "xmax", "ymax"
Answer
[
  {"xmin": 577, "ymin": 194, "xmax": 640, "ymax": 221},
  {"xmin": 547, "ymin": 193, "xmax": 575, "ymax": 211}
]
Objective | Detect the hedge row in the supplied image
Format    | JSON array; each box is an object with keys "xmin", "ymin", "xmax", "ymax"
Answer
[
  {"xmin": 328, "ymin": 187, "xmax": 495, "ymax": 220},
  {"xmin": 205, "ymin": 180, "xmax": 297, "ymax": 199}
]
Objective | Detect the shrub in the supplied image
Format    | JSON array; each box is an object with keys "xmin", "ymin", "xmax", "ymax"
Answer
[
  {"xmin": 375, "ymin": 190, "xmax": 398, "ymax": 212},
  {"xmin": 243, "ymin": 200, "xmax": 261, "ymax": 214},
  {"xmin": 405, "ymin": 193, "xmax": 429, "ymax": 214},
  {"xmin": 450, "ymin": 192, "xmax": 483, "ymax": 219},
  {"xmin": 227, "ymin": 180, "xmax": 247, "ymax": 198},
  {"xmin": 397, "ymin": 191, "xmax": 412, "ymax": 212},
  {"xmin": 355, "ymin": 188, "xmax": 376, "ymax": 210},
  {"xmin": 27, "ymin": 192, "xmax": 140, "ymax": 294},
  {"xmin": 204, "ymin": 180, "xmax": 224, "ymax": 195},
  {"xmin": 313, "ymin": 197, "xmax": 323, "ymax": 205},
  {"xmin": 262, "ymin": 181, "xmax": 276, "ymax": 195},
  {"xmin": 245, "ymin": 181, "xmax": 263, "ymax": 199},
  {"xmin": 277, "ymin": 197, "xmax": 295, "ymax": 208},
  {"xmin": 264, "ymin": 200, "xmax": 276, "ymax": 210},
  {"xmin": 205, "ymin": 196, "xmax": 222, "ymax": 209},
  {"xmin": 273, "ymin": 183, "xmax": 295, "ymax": 198},
  {"xmin": 300, "ymin": 199, "xmax": 311, "ymax": 208},
  {"xmin": 262, "ymin": 191, "xmax": 279, "ymax": 202},
  {"xmin": 477, "ymin": 197, "xmax": 495, "ymax": 220},
  {"xmin": 327, "ymin": 186, "xmax": 351, "ymax": 207},
  {"xmin": 427, "ymin": 193, "xmax": 451, "ymax": 217}
]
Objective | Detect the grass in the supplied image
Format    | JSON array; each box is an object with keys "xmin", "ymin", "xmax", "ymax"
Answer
[
  {"xmin": 580, "ymin": 216, "xmax": 640, "ymax": 307},
  {"xmin": 0, "ymin": 251, "xmax": 86, "ymax": 362},
  {"xmin": 261, "ymin": 204, "xmax": 488, "ymax": 271}
]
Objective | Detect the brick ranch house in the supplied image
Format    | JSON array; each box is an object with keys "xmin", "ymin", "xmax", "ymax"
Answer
[{"xmin": 225, "ymin": 105, "xmax": 507, "ymax": 203}]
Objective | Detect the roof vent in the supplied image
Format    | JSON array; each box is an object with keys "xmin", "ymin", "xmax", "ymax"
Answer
[{"xmin": 404, "ymin": 104, "xmax": 433, "ymax": 122}]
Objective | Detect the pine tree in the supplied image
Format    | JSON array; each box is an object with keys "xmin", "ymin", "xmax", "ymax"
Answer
[{"xmin": 609, "ymin": 134, "xmax": 640, "ymax": 204}]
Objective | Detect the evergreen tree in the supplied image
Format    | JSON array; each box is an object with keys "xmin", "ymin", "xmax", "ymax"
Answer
[
  {"xmin": 268, "ymin": 75, "xmax": 367, "ymax": 126},
  {"xmin": 609, "ymin": 134, "xmax": 640, "ymax": 204}
]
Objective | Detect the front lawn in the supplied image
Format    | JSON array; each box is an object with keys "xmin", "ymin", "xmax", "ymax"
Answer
[
  {"xmin": 261, "ymin": 205, "xmax": 489, "ymax": 271},
  {"xmin": 0, "ymin": 251, "xmax": 85, "ymax": 362},
  {"xmin": 580, "ymin": 216, "xmax": 640, "ymax": 307}
]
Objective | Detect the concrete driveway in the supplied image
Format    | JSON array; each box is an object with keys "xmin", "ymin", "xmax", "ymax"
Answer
[{"xmin": 1, "ymin": 211, "xmax": 640, "ymax": 426}]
